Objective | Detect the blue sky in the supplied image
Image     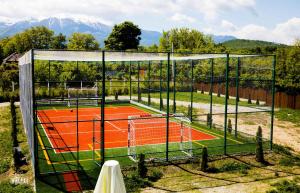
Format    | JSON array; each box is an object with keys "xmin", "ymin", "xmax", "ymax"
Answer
[{"xmin": 0, "ymin": 0, "xmax": 299, "ymax": 44}]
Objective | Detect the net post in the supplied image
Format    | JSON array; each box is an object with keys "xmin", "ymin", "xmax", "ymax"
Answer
[
  {"xmin": 209, "ymin": 58, "xmax": 214, "ymax": 129},
  {"xmin": 129, "ymin": 61, "xmax": 132, "ymax": 100},
  {"xmin": 190, "ymin": 60, "xmax": 194, "ymax": 122},
  {"xmin": 270, "ymin": 55, "xmax": 276, "ymax": 150},
  {"xmin": 101, "ymin": 51, "xmax": 106, "ymax": 165},
  {"xmin": 166, "ymin": 52, "xmax": 171, "ymax": 161},
  {"xmin": 234, "ymin": 58, "xmax": 240, "ymax": 138},
  {"xmin": 173, "ymin": 60, "xmax": 176, "ymax": 113},
  {"xmin": 224, "ymin": 54, "xmax": 230, "ymax": 155}
]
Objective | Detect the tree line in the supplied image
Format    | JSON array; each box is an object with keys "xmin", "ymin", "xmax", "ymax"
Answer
[{"xmin": 0, "ymin": 20, "xmax": 299, "ymax": 99}]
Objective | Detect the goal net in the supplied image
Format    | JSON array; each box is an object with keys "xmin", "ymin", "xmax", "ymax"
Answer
[
  {"xmin": 128, "ymin": 113, "xmax": 193, "ymax": 162},
  {"xmin": 67, "ymin": 86, "xmax": 99, "ymax": 107}
]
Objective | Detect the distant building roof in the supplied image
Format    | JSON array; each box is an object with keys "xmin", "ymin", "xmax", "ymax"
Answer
[{"xmin": 2, "ymin": 52, "xmax": 21, "ymax": 64}]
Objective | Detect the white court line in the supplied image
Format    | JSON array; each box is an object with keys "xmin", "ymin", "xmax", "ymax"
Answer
[
  {"xmin": 106, "ymin": 121, "xmax": 126, "ymax": 132},
  {"xmin": 95, "ymin": 114, "xmax": 125, "ymax": 132},
  {"xmin": 37, "ymin": 115, "xmax": 57, "ymax": 154}
]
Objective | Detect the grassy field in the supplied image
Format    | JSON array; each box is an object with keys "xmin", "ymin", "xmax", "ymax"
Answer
[
  {"xmin": 136, "ymin": 91, "xmax": 262, "ymax": 107},
  {"xmin": 275, "ymin": 108, "xmax": 300, "ymax": 127},
  {"xmin": 0, "ymin": 105, "xmax": 33, "ymax": 193}
]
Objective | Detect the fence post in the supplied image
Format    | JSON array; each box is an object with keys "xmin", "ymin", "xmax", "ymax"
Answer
[
  {"xmin": 137, "ymin": 61, "xmax": 140, "ymax": 102},
  {"xmin": 234, "ymin": 58, "xmax": 240, "ymax": 138},
  {"xmin": 224, "ymin": 54, "xmax": 230, "ymax": 155},
  {"xmin": 270, "ymin": 55, "xmax": 276, "ymax": 150},
  {"xmin": 101, "ymin": 51, "xmax": 106, "ymax": 165},
  {"xmin": 159, "ymin": 61, "xmax": 163, "ymax": 111},
  {"xmin": 173, "ymin": 61, "xmax": 176, "ymax": 113},
  {"xmin": 129, "ymin": 61, "xmax": 132, "ymax": 100},
  {"xmin": 209, "ymin": 59, "xmax": 214, "ymax": 129},
  {"xmin": 148, "ymin": 60, "xmax": 151, "ymax": 106},
  {"xmin": 166, "ymin": 52, "xmax": 170, "ymax": 161},
  {"xmin": 190, "ymin": 60, "xmax": 194, "ymax": 122}
]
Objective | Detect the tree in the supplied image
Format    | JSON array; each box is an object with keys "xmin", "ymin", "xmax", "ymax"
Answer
[
  {"xmin": 256, "ymin": 126, "xmax": 265, "ymax": 163},
  {"xmin": 1, "ymin": 26, "xmax": 54, "ymax": 56},
  {"xmin": 68, "ymin": 32, "xmax": 99, "ymax": 50},
  {"xmin": 105, "ymin": 21, "xmax": 141, "ymax": 50},
  {"xmin": 200, "ymin": 147, "xmax": 208, "ymax": 171},
  {"xmin": 50, "ymin": 33, "xmax": 67, "ymax": 49},
  {"xmin": 0, "ymin": 44, "xmax": 3, "ymax": 64},
  {"xmin": 138, "ymin": 154, "xmax": 147, "ymax": 178},
  {"xmin": 294, "ymin": 38, "xmax": 300, "ymax": 48},
  {"xmin": 158, "ymin": 28, "xmax": 215, "ymax": 52}
]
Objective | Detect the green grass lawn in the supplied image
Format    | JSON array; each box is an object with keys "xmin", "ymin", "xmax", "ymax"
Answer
[
  {"xmin": 136, "ymin": 91, "xmax": 264, "ymax": 107},
  {"xmin": 275, "ymin": 108, "xmax": 300, "ymax": 126}
]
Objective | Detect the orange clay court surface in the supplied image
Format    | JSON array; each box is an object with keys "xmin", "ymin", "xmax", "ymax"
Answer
[{"xmin": 37, "ymin": 106, "xmax": 216, "ymax": 153}]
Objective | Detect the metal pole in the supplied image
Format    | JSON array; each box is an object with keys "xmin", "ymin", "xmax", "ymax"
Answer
[
  {"xmin": 129, "ymin": 61, "xmax": 132, "ymax": 100},
  {"xmin": 190, "ymin": 60, "xmax": 194, "ymax": 122},
  {"xmin": 137, "ymin": 62, "xmax": 140, "ymax": 102},
  {"xmin": 76, "ymin": 61, "xmax": 79, "ymax": 170},
  {"xmin": 101, "ymin": 51, "xmax": 106, "ymax": 165},
  {"xmin": 31, "ymin": 49, "xmax": 39, "ymax": 176},
  {"xmin": 173, "ymin": 61, "xmax": 176, "ymax": 113},
  {"xmin": 209, "ymin": 59, "xmax": 214, "ymax": 129},
  {"xmin": 148, "ymin": 60, "xmax": 151, "ymax": 106},
  {"xmin": 159, "ymin": 61, "xmax": 163, "ymax": 111},
  {"xmin": 92, "ymin": 119, "xmax": 95, "ymax": 161},
  {"xmin": 234, "ymin": 58, "xmax": 240, "ymax": 138},
  {"xmin": 48, "ymin": 60, "xmax": 50, "ymax": 97},
  {"xmin": 166, "ymin": 53, "xmax": 171, "ymax": 161},
  {"xmin": 224, "ymin": 54, "xmax": 230, "ymax": 155},
  {"xmin": 270, "ymin": 55, "xmax": 276, "ymax": 150}
]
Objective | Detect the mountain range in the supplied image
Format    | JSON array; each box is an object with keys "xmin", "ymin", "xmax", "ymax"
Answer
[{"xmin": 0, "ymin": 17, "xmax": 236, "ymax": 46}]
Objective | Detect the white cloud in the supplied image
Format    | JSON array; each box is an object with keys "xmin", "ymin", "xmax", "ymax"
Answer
[
  {"xmin": 218, "ymin": 18, "xmax": 300, "ymax": 45},
  {"xmin": 0, "ymin": 0, "xmax": 257, "ymax": 24},
  {"xmin": 170, "ymin": 13, "xmax": 196, "ymax": 23},
  {"xmin": 185, "ymin": 0, "xmax": 257, "ymax": 20},
  {"xmin": 221, "ymin": 20, "xmax": 237, "ymax": 31}
]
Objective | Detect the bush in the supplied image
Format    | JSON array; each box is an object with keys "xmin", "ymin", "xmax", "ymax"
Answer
[
  {"xmin": 227, "ymin": 119, "xmax": 232, "ymax": 134},
  {"xmin": 200, "ymin": 147, "xmax": 208, "ymax": 172},
  {"xmin": 124, "ymin": 173, "xmax": 151, "ymax": 192},
  {"xmin": 148, "ymin": 94, "xmax": 151, "ymax": 105},
  {"xmin": 218, "ymin": 162, "xmax": 250, "ymax": 173},
  {"xmin": 138, "ymin": 154, "xmax": 147, "ymax": 178},
  {"xmin": 267, "ymin": 180, "xmax": 300, "ymax": 193},
  {"xmin": 148, "ymin": 169, "xmax": 163, "ymax": 182},
  {"xmin": 123, "ymin": 87, "xmax": 129, "ymax": 95},
  {"xmin": 114, "ymin": 91, "xmax": 118, "ymax": 100},
  {"xmin": 0, "ymin": 181, "xmax": 33, "ymax": 193},
  {"xmin": 256, "ymin": 126, "xmax": 265, "ymax": 163},
  {"xmin": 248, "ymin": 94, "xmax": 252, "ymax": 104},
  {"xmin": 0, "ymin": 158, "xmax": 10, "ymax": 174}
]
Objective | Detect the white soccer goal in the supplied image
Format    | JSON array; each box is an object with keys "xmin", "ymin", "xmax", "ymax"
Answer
[
  {"xmin": 128, "ymin": 113, "xmax": 193, "ymax": 162},
  {"xmin": 67, "ymin": 85, "xmax": 99, "ymax": 107}
]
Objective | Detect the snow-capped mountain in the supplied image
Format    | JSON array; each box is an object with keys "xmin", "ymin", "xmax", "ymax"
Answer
[
  {"xmin": 0, "ymin": 17, "xmax": 236, "ymax": 45},
  {"xmin": 0, "ymin": 17, "xmax": 162, "ymax": 46}
]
